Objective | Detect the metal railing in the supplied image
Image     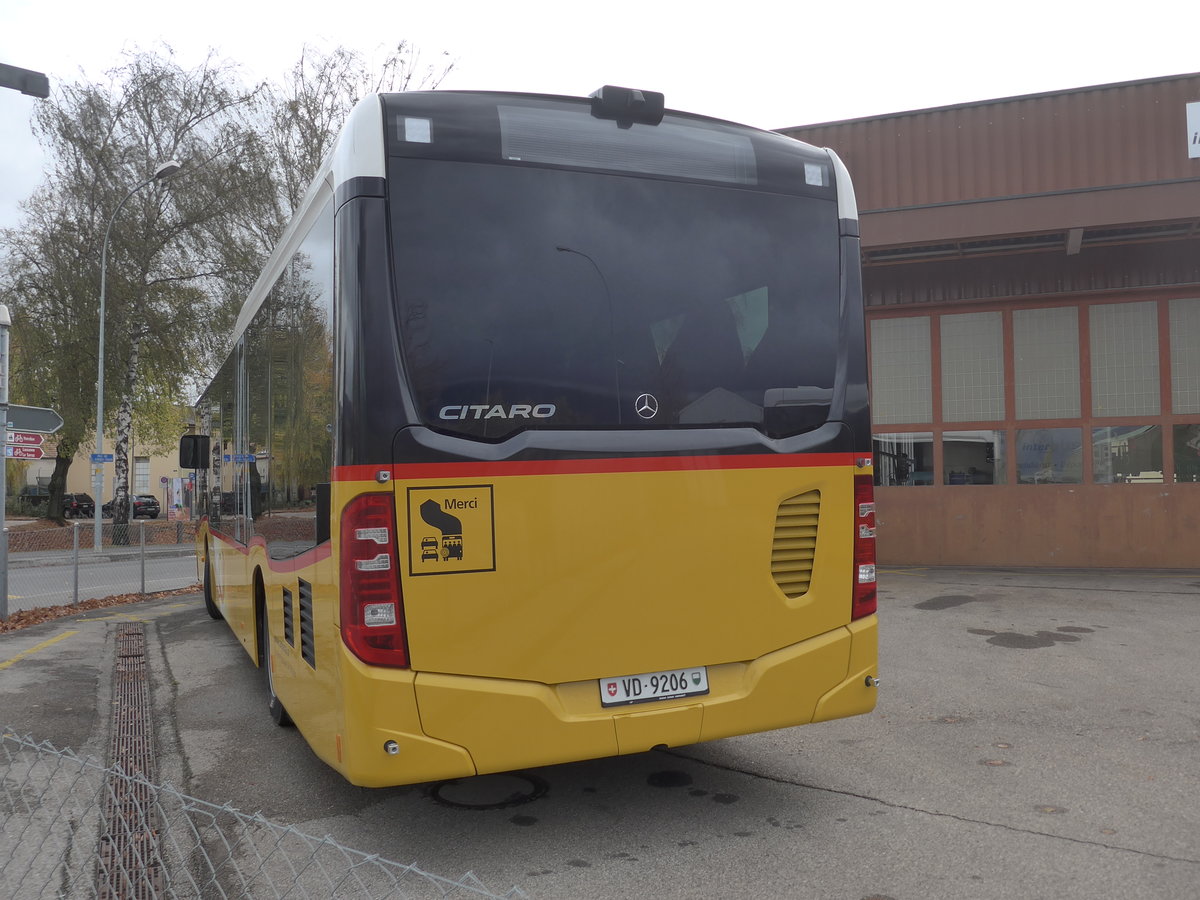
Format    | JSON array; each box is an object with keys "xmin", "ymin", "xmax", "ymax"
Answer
[
  {"xmin": 3, "ymin": 520, "xmax": 199, "ymax": 618},
  {"xmin": 0, "ymin": 728, "xmax": 527, "ymax": 899}
]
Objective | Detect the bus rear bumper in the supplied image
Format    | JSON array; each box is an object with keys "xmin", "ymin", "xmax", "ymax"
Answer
[{"xmin": 335, "ymin": 617, "xmax": 878, "ymax": 786}]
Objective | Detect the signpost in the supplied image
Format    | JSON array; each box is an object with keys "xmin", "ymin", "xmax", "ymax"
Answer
[
  {"xmin": 0, "ymin": 377, "xmax": 63, "ymax": 621},
  {"xmin": 5, "ymin": 404, "xmax": 64, "ymax": 435},
  {"xmin": 7, "ymin": 431, "xmax": 44, "ymax": 446}
]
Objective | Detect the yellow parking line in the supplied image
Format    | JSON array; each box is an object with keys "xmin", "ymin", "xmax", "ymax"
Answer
[{"xmin": 0, "ymin": 631, "xmax": 79, "ymax": 671}]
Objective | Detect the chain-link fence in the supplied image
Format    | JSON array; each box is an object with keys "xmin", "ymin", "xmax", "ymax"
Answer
[
  {"xmin": 4, "ymin": 521, "xmax": 199, "ymax": 616},
  {"xmin": 0, "ymin": 728, "xmax": 527, "ymax": 899}
]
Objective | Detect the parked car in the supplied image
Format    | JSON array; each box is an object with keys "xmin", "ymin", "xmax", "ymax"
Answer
[
  {"xmin": 62, "ymin": 493, "xmax": 95, "ymax": 518},
  {"xmin": 101, "ymin": 494, "xmax": 161, "ymax": 519}
]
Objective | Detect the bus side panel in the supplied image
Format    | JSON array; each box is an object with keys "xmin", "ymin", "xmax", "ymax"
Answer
[
  {"xmin": 208, "ymin": 527, "xmax": 257, "ymax": 663},
  {"xmin": 247, "ymin": 543, "xmax": 348, "ymax": 773}
]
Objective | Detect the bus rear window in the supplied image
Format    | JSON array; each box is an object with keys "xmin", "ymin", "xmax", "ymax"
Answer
[
  {"xmin": 497, "ymin": 105, "xmax": 757, "ymax": 185},
  {"xmin": 392, "ymin": 159, "xmax": 841, "ymax": 440}
]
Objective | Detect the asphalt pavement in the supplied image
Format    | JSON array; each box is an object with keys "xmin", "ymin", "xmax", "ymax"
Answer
[{"xmin": 2, "ymin": 566, "xmax": 1198, "ymax": 899}]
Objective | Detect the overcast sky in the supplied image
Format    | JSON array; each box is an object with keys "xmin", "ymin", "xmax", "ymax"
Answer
[{"xmin": 2, "ymin": 0, "xmax": 1198, "ymax": 231}]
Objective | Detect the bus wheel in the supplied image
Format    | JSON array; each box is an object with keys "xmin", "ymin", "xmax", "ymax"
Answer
[
  {"xmin": 258, "ymin": 597, "xmax": 293, "ymax": 727},
  {"xmin": 202, "ymin": 548, "xmax": 222, "ymax": 620}
]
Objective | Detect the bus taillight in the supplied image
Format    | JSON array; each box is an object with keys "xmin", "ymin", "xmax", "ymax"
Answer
[
  {"xmin": 340, "ymin": 493, "xmax": 409, "ymax": 667},
  {"xmin": 852, "ymin": 474, "xmax": 877, "ymax": 620}
]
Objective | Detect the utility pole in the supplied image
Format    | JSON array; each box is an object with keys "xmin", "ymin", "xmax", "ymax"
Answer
[
  {"xmin": 0, "ymin": 305, "xmax": 11, "ymax": 620},
  {"xmin": 1, "ymin": 61, "xmax": 46, "ymax": 618}
]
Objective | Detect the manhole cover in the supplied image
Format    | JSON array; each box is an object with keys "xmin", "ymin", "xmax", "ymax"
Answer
[{"xmin": 430, "ymin": 773, "xmax": 548, "ymax": 810}]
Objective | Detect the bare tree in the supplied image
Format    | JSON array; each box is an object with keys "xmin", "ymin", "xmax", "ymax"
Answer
[
  {"xmin": 0, "ymin": 40, "xmax": 453, "ymax": 526},
  {"xmin": 267, "ymin": 42, "xmax": 453, "ymax": 214},
  {"xmin": 1, "ymin": 48, "xmax": 264, "ymax": 524}
]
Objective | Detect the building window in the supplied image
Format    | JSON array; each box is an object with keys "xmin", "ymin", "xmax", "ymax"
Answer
[
  {"xmin": 135, "ymin": 456, "xmax": 150, "ymax": 492},
  {"xmin": 873, "ymin": 432, "xmax": 933, "ymax": 486},
  {"xmin": 943, "ymin": 430, "xmax": 1005, "ymax": 484},
  {"xmin": 1173, "ymin": 424, "xmax": 1200, "ymax": 483},
  {"xmin": 870, "ymin": 317, "xmax": 931, "ymax": 425},
  {"xmin": 1016, "ymin": 428, "xmax": 1083, "ymax": 484},
  {"xmin": 872, "ymin": 299, "xmax": 1193, "ymax": 485},
  {"xmin": 1013, "ymin": 307, "xmax": 1080, "ymax": 419},
  {"xmin": 941, "ymin": 312, "xmax": 1004, "ymax": 422},
  {"xmin": 1170, "ymin": 298, "xmax": 1200, "ymax": 414},
  {"xmin": 1090, "ymin": 301, "xmax": 1160, "ymax": 417},
  {"xmin": 1091, "ymin": 426, "xmax": 1162, "ymax": 483}
]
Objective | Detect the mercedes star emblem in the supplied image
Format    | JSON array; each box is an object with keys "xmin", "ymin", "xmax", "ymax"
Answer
[{"xmin": 635, "ymin": 393, "xmax": 659, "ymax": 419}]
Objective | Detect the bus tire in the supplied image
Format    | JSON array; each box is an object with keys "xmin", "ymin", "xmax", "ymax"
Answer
[
  {"xmin": 202, "ymin": 547, "xmax": 222, "ymax": 620},
  {"xmin": 258, "ymin": 583, "xmax": 293, "ymax": 727}
]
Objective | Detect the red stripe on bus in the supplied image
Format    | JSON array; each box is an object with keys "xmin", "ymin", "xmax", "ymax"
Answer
[
  {"xmin": 209, "ymin": 525, "xmax": 331, "ymax": 572},
  {"xmin": 332, "ymin": 453, "xmax": 860, "ymax": 482}
]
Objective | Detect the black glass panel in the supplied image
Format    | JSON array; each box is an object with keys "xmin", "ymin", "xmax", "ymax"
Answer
[{"xmin": 392, "ymin": 160, "xmax": 841, "ymax": 441}]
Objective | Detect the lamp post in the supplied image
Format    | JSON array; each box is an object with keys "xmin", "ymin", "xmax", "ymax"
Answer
[
  {"xmin": 93, "ymin": 159, "xmax": 181, "ymax": 551},
  {"xmin": 0, "ymin": 304, "xmax": 11, "ymax": 620}
]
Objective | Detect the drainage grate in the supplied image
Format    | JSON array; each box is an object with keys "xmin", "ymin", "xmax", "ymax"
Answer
[{"xmin": 97, "ymin": 623, "xmax": 164, "ymax": 898}]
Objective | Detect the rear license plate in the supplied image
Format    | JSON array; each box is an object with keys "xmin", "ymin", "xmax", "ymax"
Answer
[{"xmin": 599, "ymin": 667, "xmax": 709, "ymax": 708}]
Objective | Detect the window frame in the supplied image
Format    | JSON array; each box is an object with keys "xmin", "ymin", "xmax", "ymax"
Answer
[{"xmin": 867, "ymin": 293, "xmax": 1194, "ymax": 485}]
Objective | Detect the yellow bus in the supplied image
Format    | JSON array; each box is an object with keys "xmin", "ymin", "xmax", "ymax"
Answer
[{"xmin": 180, "ymin": 86, "xmax": 878, "ymax": 787}]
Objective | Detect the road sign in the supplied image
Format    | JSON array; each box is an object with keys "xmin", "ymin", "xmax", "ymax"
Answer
[
  {"xmin": 6, "ymin": 431, "xmax": 44, "ymax": 446},
  {"xmin": 6, "ymin": 445, "xmax": 43, "ymax": 460},
  {"xmin": 90, "ymin": 453, "xmax": 114, "ymax": 463},
  {"xmin": 5, "ymin": 404, "xmax": 63, "ymax": 434}
]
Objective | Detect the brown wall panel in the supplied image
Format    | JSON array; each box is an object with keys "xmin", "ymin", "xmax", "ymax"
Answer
[
  {"xmin": 783, "ymin": 73, "xmax": 1200, "ymax": 213},
  {"xmin": 863, "ymin": 237, "xmax": 1200, "ymax": 308},
  {"xmin": 875, "ymin": 485, "xmax": 1200, "ymax": 569},
  {"xmin": 860, "ymin": 180, "xmax": 1200, "ymax": 248}
]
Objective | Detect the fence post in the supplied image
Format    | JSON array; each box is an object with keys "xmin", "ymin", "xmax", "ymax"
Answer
[
  {"xmin": 72, "ymin": 522, "xmax": 80, "ymax": 605},
  {"xmin": 139, "ymin": 520, "xmax": 146, "ymax": 596}
]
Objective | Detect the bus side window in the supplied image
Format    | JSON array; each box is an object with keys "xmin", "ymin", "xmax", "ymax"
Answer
[{"xmin": 315, "ymin": 483, "xmax": 331, "ymax": 545}]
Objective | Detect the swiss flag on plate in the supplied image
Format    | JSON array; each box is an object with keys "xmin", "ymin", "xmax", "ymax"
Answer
[{"xmin": 606, "ymin": 682, "xmax": 617, "ymax": 697}]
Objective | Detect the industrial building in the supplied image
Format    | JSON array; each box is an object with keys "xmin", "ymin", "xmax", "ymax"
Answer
[{"xmin": 781, "ymin": 73, "xmax": 1200, "ymax": 567}]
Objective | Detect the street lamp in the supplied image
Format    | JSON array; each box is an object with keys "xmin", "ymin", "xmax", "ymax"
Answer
[
  {"xmin": 0, "ymin": 304, "xmax": 11, "ymax": 620},
  {"xmin": 93, "ymin": 159, "xmax": 181, "ymax": 550}
]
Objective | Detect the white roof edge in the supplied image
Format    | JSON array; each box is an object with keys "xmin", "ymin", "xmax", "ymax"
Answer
[
  {"xmin": 231, "ymin": 96, "xmax": 385, "ymax": 344},
  {"xmin": 230, "ymin": 164, "xmax": 334, "ymax": 341},
  {"xmin": 332, "ymin": 94, "xmax": 386, "ymax": 186},
  {"xmin": 827, "ymin": 149, "xmax": 859, "ymax": 222}
]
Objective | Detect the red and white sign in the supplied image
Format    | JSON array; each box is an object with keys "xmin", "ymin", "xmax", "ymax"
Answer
[
  {"xmin": 6, "ymin": 431, "xmax": 44, "ymax": 446},
  {"xmin": 6, "ymin": 445, "xmax": 44, "ymax": 459}
]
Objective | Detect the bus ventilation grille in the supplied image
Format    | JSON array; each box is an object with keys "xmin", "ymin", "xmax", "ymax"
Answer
[
  {"xmin": 283, "ymin": 587, "xmax": 295, "ymax": 647},
  {"xmin": 299, "ymin": 579, "xmax": 315, "ymax": 668},
  {"xmin": 771, "ymin": 490, "xmax": 820, "ymax": 598}
]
